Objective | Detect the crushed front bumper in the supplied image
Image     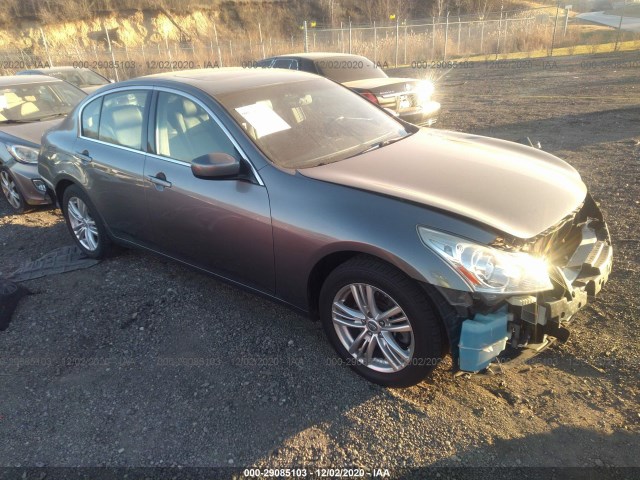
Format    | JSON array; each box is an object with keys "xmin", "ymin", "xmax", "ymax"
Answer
[
  {"xmin": 506, "ymin": 218, "xmax": 612, "ymax": 350},
  {"xmin": 453, "ymin": 202, "xmax": 613, "ymax": 372}
]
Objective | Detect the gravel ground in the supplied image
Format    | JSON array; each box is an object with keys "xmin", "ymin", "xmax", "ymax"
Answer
[{"xmin": 0, "ymin": 51, "xmax": 638, "ymax": 478}]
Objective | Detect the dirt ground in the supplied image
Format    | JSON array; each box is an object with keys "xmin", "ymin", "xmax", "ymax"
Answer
[{"xmin": 0, "ymin": 51, "xmax": 638, "ymax": 478}]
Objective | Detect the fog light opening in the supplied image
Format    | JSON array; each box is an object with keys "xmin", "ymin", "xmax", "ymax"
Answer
[{"xmin": 32, "ymin": 179, "xmax": 47, "ymax": 193}]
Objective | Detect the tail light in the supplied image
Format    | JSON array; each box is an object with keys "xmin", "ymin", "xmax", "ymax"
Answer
[{"xmin": 360, "ymin": 91, "xmax": 379, "ymax": 104}]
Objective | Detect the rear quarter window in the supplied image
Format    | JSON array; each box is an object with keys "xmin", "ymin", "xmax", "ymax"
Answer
[
  {"xmin": 272, "ymin": 59, "xmax": 298, "ymax": 70},
  {"xmin": 81, "ymin": 97, "xmax": 102, "ymax": 139}
]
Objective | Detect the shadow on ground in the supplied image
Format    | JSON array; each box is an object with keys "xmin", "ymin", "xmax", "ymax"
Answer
[{"xmin": 472, "ymin": 106, "xmax": 640, "ymax": 152}]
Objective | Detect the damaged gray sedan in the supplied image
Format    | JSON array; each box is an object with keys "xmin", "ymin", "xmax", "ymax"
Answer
[{"xmin": 38, "ymin": 69, "xmax": 612, "ymax": 387}]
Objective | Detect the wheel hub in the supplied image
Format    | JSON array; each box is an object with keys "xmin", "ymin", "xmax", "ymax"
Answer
[{"xmin": 366, "ymin": 319, "xmax": 380, "ymax": 333}]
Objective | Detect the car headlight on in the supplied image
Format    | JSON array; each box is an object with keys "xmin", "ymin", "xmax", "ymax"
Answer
[
  {"xmin": 417, "ymin": 81, "xmax": 435, "ymax": 100},
  {"xmin": 418, "ymin": 227, "xmax": 553, "ymax": 294},
  {"xmin": 6, "ymin": 144, "xmax": 39, "ymax": 164}
]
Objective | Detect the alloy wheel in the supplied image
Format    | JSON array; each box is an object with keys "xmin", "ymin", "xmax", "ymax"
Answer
[
  {"xmin": 67, "ymin": 196, "xmax": 99, "ymax": 251},
  {"xmin": 332, "ymin": 283, "xmax": 415, "ymax": 373},
  {"xmin": 0, "ymin": 171, "xmax": 22, "ymax": 210}
]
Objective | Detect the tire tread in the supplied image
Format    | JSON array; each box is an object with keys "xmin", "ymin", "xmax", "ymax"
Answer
[{"xmin": 320, "ymin": 254, "xmax": 443, "ymax": 387}]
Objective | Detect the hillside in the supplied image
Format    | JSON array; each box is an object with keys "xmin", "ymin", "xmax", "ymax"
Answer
[
  {"xmin": 0, "ymin": 4, "xmax": 303, "ymax": 53},
  {"xmin": 0, "ymin": 0, "xmax": 557, "ymax": 54}
]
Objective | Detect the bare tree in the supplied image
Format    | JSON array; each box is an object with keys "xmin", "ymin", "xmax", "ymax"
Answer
[{"xmin": 433, "ymin": 0, "xmax": 448, "ymax": 18}]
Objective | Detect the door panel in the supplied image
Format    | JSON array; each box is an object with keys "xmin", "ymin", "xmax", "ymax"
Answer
[
  {"xmin": 76, "ymin": 90, "xmax": 150, "ymax": 241},
  {"xmin": 144, "ymin": 158, "xmax": 274, "ymax": 291},
  {"xmin": 75, "ymin": 138, "xmax": 148, "ymax": 241},
  {"xmin": 144, "ymin": 91, "xmax": 274, "ymax": 292}
]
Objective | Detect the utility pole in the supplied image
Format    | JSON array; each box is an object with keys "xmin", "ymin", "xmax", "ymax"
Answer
[
  {"xmin": 395, "ymin": 16, "xmax": 399, "ymax": 67},
  {"xmin": 496, "ymin": 2, "xmax": 504, "ymax": 60},
  {"xmin": 303, "ymin": 20, "xmax": 308, "ymax": 53},
  {"xmin": 615, "ymin": 0, "xmax": 627, "ymax": 51},
  {"xmin": 550, "ymin": 0, "xmax": 560, "ymax": 56},
  {"xmin": 444, "ymin": 12, "xmax": 449, "ymax": 61}
]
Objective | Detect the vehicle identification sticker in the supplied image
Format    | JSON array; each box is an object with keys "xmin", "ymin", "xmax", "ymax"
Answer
[{"xmin": 235, "ymin": 103, "xmax": 291, "ymax": 138}]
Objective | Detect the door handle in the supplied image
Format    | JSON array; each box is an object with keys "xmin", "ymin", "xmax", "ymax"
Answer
[
  {"xmin": 75, "ymin": 150, "xmax": 92, "ymax": 164},
  {"xmin": 146, "ymin": 174, "xmax": 172, "ymax": 188}
]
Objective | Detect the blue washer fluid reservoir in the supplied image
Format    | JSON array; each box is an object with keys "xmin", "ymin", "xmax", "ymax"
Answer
[{"xmin": 458, "ymin": 306, "xmax": 510, "ymax": 372}]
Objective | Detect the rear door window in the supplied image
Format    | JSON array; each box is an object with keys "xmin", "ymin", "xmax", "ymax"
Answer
[{"xmin": 97, "ymin": 91, "xmax": 148, "ymax": 150}]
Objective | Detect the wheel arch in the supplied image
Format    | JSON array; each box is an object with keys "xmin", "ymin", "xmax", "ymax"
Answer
[
  {"xmin": 307, "ymin": 250, "xmax": 361, "ymax": 320},
  {"xmin": 306, "ymin": 246, "xmax": 434, "ymax": 315},
  {"xmin": 307, "ymin": 249, "xmax": 455, "ymax": 354},
  {"xmin": 54, "ymin": 176, "xmax": 76, "ymax": 208},
  {"xmin": 54, "ymin": 177, "xmax": 115, "ymax": 241}
]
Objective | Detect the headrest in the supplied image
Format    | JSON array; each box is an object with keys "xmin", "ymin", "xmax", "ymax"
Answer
[{"xmin": 108, "ymin": 105, "xmax": 142, "ymax": 127}]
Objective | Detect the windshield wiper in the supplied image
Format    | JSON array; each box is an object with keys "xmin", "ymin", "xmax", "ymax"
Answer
[
  {"xmin": 35, "ymin": 112, "xmax": 67, "ymax": 122},
  {"xmin": 358, "ymin": 135, "xmax": 409, "ymax": 155},
  {"xmin": 0, "ymin": 119, "xmax": 33, "ymax": 124}
]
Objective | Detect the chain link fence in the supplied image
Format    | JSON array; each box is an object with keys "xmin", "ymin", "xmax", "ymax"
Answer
[{"xmin": 0, "ymin": 6, "xmax": 638, "ymax": 80}]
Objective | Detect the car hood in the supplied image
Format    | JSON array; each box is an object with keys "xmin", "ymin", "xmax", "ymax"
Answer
[
  {"xmin": 299, "ymin": 129, "xmax": 587, "ymax": 239},
  {"xmin": 0, "ymin": 118, "xmax": 64, "ymax": 146}
]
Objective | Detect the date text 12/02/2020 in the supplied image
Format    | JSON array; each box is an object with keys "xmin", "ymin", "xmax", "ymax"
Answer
[
  {"xmin": 68, "ymin": 60, "xmax": 222, "ymax": 70},
  {"xmin": 243, "ymin": 468, "xmax": 391, "ymax": 477}
]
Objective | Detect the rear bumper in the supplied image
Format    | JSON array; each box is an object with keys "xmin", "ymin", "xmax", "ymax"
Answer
[{"xmin": 453, "ymin": 215, "xmax": 613, "ymax": 372}]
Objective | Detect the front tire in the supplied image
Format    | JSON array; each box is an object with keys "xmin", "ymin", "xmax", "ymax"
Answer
[
  {"xmin": 62, "ymin": 185, "xmax": 110, "ymax": 259},
  {"xmin": 319, "ymin": 255, "xmax": 443, "ymax": 387},
  {"xmin": 0, "ymin": 169, "xmax": 28, "ymax": 214}
]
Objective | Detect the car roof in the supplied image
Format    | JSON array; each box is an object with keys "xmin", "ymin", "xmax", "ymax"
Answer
[
  {"xmin": 116, "ymin": 67, "xmax": 323, "ymax": 96},
  {"xmin": 0, "ymin": 74, "xmax": 64, "ymax": 86}
]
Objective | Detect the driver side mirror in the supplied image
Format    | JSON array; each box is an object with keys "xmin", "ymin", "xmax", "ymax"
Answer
[{"xmin": 191, "ymin": 152, "xmax": 240, "ymax": 179}]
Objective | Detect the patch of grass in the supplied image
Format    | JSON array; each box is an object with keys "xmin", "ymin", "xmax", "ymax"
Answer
[{"xmin": 462, "ymin": 38, "xmax": 640, "ymax": 61}]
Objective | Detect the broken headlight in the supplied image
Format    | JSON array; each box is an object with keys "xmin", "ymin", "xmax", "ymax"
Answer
[{"xmin": 418, "ymin": 227, "xmax": 553, "ymax": 294}]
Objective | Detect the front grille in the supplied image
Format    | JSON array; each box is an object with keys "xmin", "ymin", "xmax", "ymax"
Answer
[
  {"xmin": 518, "ymin": 195, "xmax": 608, "ymax": 270},
  {"xmin": 407, "ymin": 94, "xmax": 420, "ymax": 108},
  {"xmin": 528, "ymin": 219, "xmax": 582, "ymax": 267},
  {"xmin": 493, "ymin": 195, "xmax": 606, "ymax": 269},
  {"xmin": 521, "ymin": 203, "xmax": 584, "ymax": 267},
  {"xmin": 378, "ymin": 93, "xmax": 420, "ymax": 113}
]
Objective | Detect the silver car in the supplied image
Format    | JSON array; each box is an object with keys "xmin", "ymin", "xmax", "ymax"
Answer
[
  {"xmin": 17, "ymin": 66, "xmax": 113, "ymax": 94},
  {"xmin": 0, "ymin": 75, "xmax": 86, "ymax": 213},
  {"xmin": 38, "ymin": 69, "xmax": 613, "ymax": 387}
]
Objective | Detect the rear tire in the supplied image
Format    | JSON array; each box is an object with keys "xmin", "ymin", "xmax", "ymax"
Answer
[
  {"xmin": 319, "ymin": 255, "xmax": 443, "ymax": 387},
  {"xmin": 62, "ymin": 185, "xmax": 110, "ymax": 259}
]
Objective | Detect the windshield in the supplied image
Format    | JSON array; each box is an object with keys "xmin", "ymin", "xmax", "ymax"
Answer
[
  {"xmin": 315, "ymin": 56, "xmax": 388, "ymax": 83},
  {"xmin": 0, "ymin": 81, "xmax": 86, "ymax": 123},
  {"xmin": 218, "ymin": 77, "xmax": 412, "ymax": 169},
  {"xmin": 49, "ymin": 69, "xmax": 109, "ymax": 87}
]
